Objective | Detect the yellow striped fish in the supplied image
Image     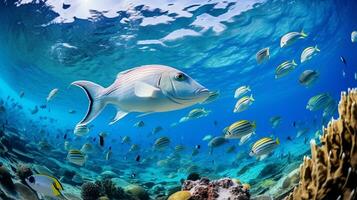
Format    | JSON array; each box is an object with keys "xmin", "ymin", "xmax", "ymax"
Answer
[
  {"xmin": 249, "ymin": 137, "xmax": 279, "ymax": 159},
  {"xmin": 224, "ymin": 120, "xmax": 256, "ymax": 139},
  {"xmin": 67, "ymin": 149, "xmax": 86, "ymax": 166}
]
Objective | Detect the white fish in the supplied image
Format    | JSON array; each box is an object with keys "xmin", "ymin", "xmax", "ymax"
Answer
[
  {"xmin": 354, "ymin": 72, "xmax": 357, "ymax": 80},
  {"xmin": 352, "ymin": 31, "xmax": 357, "ymax": 43},
  {"xmin": 239, "ymin": 132, "xmax": 253, "ymax": 146},
  {"xmin": 25, "ymin": 175, "xmax": 66, "ymax": 199},
  {"xmin": 233, "ymin": 95, "xmax": 254, "ymax": 113},
  {"xmin": 202, "ymin": 134, "xmax": 213, "ymax": 141},
  {"xmin": 72, "ymin": 65, "xmax": 210, "ymax": 125},
  {"xmin": 46, "ymin": 88, "xmax": 59, "ymax": 102},
  {"xmin": 280, "ymin": 30, "xmax": 307, "ymax": 48},
  {"xmin": 105, "ymin": 148, "xmax": 112, "ymax": 160},
  {"xmin": 234, "ymin": 86, "xmax": 251, "ymax": 99},
  {"xmin": 300, "ymin": 45, "xmax": 320, "ymax": 63}
]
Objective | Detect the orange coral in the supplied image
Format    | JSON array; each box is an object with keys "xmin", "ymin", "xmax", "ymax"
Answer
[{"xmin": 286, "ymin": 88, "xmax": 357, "ymax": 200}]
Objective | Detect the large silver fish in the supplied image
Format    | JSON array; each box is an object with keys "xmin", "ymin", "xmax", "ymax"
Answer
[{"xmin": 72, "ymin": 65, "xmax": 210, "ymax": 125}]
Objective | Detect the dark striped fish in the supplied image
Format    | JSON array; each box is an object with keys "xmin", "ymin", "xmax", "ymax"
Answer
[
  {"xmin": 174, "ymin": 145, "xmax": 185, "ymax": 153},
  {"xmin": 154, "ymin": 137, "xmax": 170, "ymax": 150},
  {"xmin": 67, "ymin": 149, "xmax": 86, "ymax": 166},
  {"xmin": 249, "ymin": 137, "xmax": 279, "ymax": 159},
  {"xmin": 224, "ymin": 120, "xmax": 256, "ymax": 139},
  {"xmin": 256, "ymin": 47, "xmax": 270, "ymax": 64}
]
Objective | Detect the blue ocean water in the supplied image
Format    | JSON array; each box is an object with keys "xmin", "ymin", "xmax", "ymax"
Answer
[{"xmin": 0, "ymin": 0, "xmax": 356, "ymax": 198}]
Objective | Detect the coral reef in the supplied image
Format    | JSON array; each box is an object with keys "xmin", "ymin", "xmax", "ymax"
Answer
[
  {"xmin": 286, "ymin": 88, "xmax": 357, "ymax": 200},
  {"xmin": 181, "ymin": 177, "xmax": 250, "ymax": 200},
  {"xmin": 168, "ymin": 190, "xmax": 191, "ymax": 200},
  {"xmin": 15, "ymin": 164, "xmax": 33, "ymax": 183},
  {"xmin": 124, "ymin": 184, "xmax": 149, "ymax": 200},
  {"xmin": 82, "ymin": 179, "xmax": 138, "ymax": 200},
  {"xmin": 81, "ymin": 182, "xmax": 101, "ymax": 200}
]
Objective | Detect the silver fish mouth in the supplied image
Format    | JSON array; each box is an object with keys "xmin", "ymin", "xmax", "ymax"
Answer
[{"xmin": 196, "ymin": 88, "xmax": 209, "ymax": 94}]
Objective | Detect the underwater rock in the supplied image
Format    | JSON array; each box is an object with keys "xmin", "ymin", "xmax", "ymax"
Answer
[
  {"xmin": 100, "ymin": 170, "xmax": 119, "ymax": 179},
  {"xmin": 81, "ymin": 182, "xmax": 101, "ymax": 200},
  {"xmin": 286, "ymin": 88, "xmax": 357, "ymax": 200},
  {"xmin": 181, "ymin": 177, "xmax": 250, "ymax": 200},
  {"xmin": 14, "ymin": 182, "xmax": 38, "ymax": 200},
  {"xmin": 15, "ymin": 164, "xmax": 33, "ymax": 183},
  {"xmin": 0, "ymin": 165, "xmax": 16, "ymax": 194},
  {"xmin": 124, "ymin": 184, "xmax": 150, "ymax": 200},
  {"xmin": 187, "ymin": 172, "xmax": 201, "ymax": 181},
  {"xmin": 168, "ymin": 190, "xmax": 191, "ymax": 200}
]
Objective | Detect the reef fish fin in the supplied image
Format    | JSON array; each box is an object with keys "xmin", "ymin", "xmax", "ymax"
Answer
[{"xmin": 134, "ymin": 82, "xmax": 160, "ymax": 98}]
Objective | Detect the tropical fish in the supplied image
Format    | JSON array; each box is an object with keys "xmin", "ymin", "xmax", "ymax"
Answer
[
  {"xmin": 233, "ymin": 95, "xmax": 254, "ymax": 113},
  {"xmin": 306, "ymin": 93, "xmax": 332, "ymax": 111},
  {"xmin": 296, "ymin": 128, "xmax": 309, "ymax": 138},
  {"xmin": 208, "ymin": 136, "xmax": 227, "ymax": 154},
  {"xmin": 152, "ymin": 126, "xmax": 163, "ymax": 134},
  {"xmin": 105, "ymin": 147, "xmax": 112, "ymax": 161},
  {"xmin": 67, "ymin": 149, "xmax": 86, "ymax": 166},
  {"xmin": 68, "ymin": 109, "xmax": 76, "ymax": 114},
  {"xmin": 300, "ymin": 45, "xmax": 320, "ymax": 63},
  {"xmin": 154, "ymin": 136, "xmax": 170, "ymax": 150},
  {"xmin": 201, "ymin": 90, "xmax": 220, "ymax": 104},
  {"xmin": 208, "ymin": 136, "xmax": 226, "ymax": 147},
  {"xmin": 64, "ymin": 141, "xmax": 71, "ymax": 151},
  {"xmin": 280, "ymin": 30, "xmax": 307, "ymax": 48},
  {"xmin": 239, "ymin": 132, "xmax": 253, "ymax": 146},
  {"xmin": 129, "ymin": 144, "xmax": 140, "ymax": 152},
  {"xmin": 340, "ymin": 56, "xmax": 347, "ymax": 65},
  {"xmin": 187, "ymin": 108, "xmax": 210, "ymax": 119},
  {"xmin": 275, "ymin": 60, "xmax": 297, "ymax": 79},
  {"xmin": 135, "ymin": 155, "xmax": 141, "ymax": 162},
  {"xmin": 31, "ymin": 106, "xmax": 39, "ymax": 114},
  {"xmin": 270, "ymin": 116, "xmax": 281, "ymax": 128},
  {"xmin": 323, "ymin": 99, "xmax": 337, "ymax": 119},
  {"xmin": 121, "ymin": 136, "xmax": 131, "ymax": 144},
  {"xmin": 256, "ymin": 47, "xmax": 270, "ymax": 64},
  {"xmin": 73, "ymin": 124, "xmax": 89, "ymax": 136},
  {"xmin": 249, "ymin": 137, "xmax": 280, "ymax": 160},
  {"xmin": 134, "ymin": 121, "xmax": 145, "ymax": 127},
  {"xmin": 226, "ymin": 145, "xmax": 236, "ymax": 153},
  {"xmin": 80, "ymin": 143, "xmax": 93, "ymax": 154},
  {"xmin": 19, "ymin": 91, "xmax": 25, "ymax": 98},
  {"xmin": 25, "ymin": 174, "xmax": 65, "ymax": 198},
  {"xmin": 234, "ymin": 86, "xmax": 251, "ymax": 99},
  {"xmin": 352, "ymin": 31, "xmax": 357, "ymax": 43},
  {"xmin": 174, "ymin": 145, "xmax": 185, "ymax": 153},
  {"xmin": 99, "ymin": 135, "xmax": 105, "ymax": 147},
  {"xmin": 202, "ymin": 134, "xmax": 213, "ymax": 141},
  {"xmin": 71, "ymin": 65, "xmax": 210, "ymax": 126},
  {"xmin": 299, "ymin": 70, "xmax": 319, "ymax": 87},
  {"xmin": 46, "ymin": 88, "xmax": 59, "ymax": 102},
  {"xmin": 224, "ymin": 120, "xmax": 256, "ymax": 139}
]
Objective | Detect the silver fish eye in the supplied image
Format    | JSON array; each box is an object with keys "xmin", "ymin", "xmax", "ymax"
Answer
[
  {"xmin": 28, "ymin": 176, "xmax": 35, "ymax": 183},
  {"xmin": 174, "ymin": 73, "xmax": 186, "ymax": 81}
]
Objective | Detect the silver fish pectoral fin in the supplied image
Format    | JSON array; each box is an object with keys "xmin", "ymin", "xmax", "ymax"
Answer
[{"xmin": 109, "ymin": 110, "xmax": 128, "ymax": 125}]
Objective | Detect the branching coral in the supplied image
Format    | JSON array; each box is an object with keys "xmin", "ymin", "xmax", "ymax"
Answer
[{"xmin": 286, "ymin": 88, "xmax": 357, "ymax": 200}]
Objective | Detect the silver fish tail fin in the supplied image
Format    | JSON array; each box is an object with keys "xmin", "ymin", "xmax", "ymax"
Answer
[{"xmin": 71, "ymin": 80, "xmax": 107, "ymax": 125}]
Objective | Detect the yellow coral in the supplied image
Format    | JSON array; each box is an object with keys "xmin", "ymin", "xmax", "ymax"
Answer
[
  {"xmin": 168, "ymin": 191, "xmax": 191, "ymax": 200},
  {"xmin": 286, "ymin": 88, "xmax": 357, "ymax": 200}
]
